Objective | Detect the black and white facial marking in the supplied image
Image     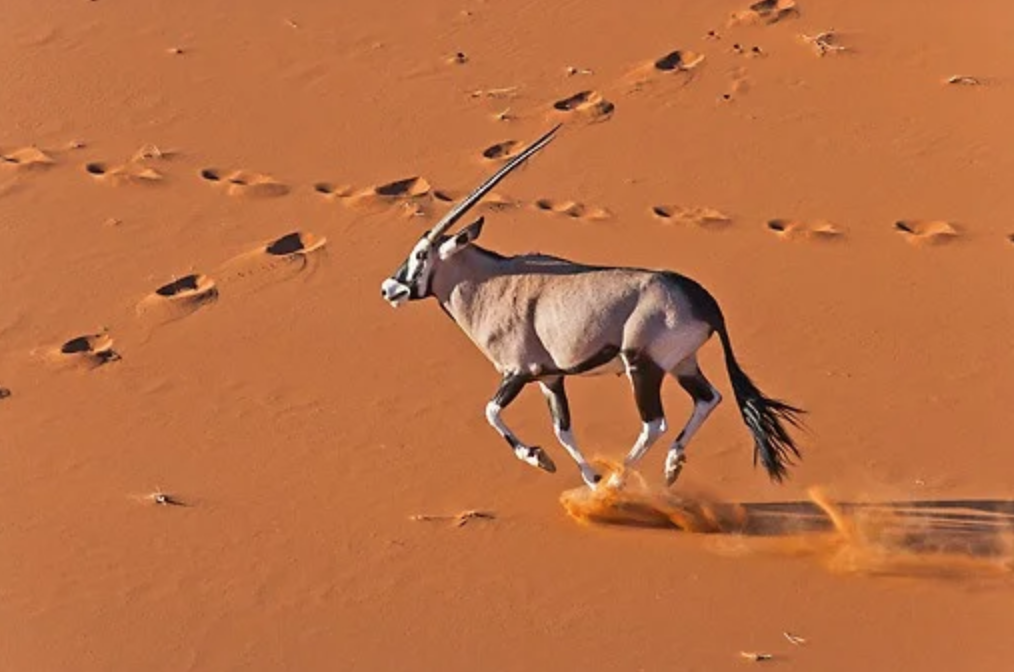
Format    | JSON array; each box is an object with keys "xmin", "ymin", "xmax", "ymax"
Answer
[
  {"xmin": 380, "ymin": 237, "xmax": 436, "ymax": 307},
  {"xmin": 380, "ymin": 218, "xmax": 486, "ymax": 307}
]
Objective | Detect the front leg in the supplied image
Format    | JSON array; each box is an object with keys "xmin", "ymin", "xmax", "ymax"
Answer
[
  {"xmin": 486, "ymin": 372, "xmax": 557, "ymax": 474},
  {"xmin": 539, "ymin": 376, "xmax": 601, "ymax": 488}
]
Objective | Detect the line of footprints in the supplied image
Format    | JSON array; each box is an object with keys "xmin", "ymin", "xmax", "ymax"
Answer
[
  {"xmin": 3, "ymin": 0, "xmax": 1000, "ymax": 238},
  {"xmin": 30, "ymin": 229, "xmax": 327, "ymax": 372},
  {"xmin": 3, "ymin": 137, "xmax": 1006, "ymax": 248}
]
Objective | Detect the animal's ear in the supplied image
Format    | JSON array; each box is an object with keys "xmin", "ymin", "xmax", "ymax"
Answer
[{"xmin": 438, "ymin": 216, "xmax": 485, "ymax": 259}]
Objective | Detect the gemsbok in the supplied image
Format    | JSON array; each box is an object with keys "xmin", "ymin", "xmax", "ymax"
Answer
[{"xmin": 380, "ymin": 124, "xmax": 804, "ymax": 488}]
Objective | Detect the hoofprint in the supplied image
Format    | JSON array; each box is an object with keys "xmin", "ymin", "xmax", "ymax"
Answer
[{"xmin": 381, "ymin": 125, "xmax": 804, "ymax": 489}]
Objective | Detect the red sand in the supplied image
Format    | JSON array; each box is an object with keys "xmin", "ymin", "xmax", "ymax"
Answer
[{"xmin": 3, "ymin": 1, "xmax": 1013, "ymax": 670}]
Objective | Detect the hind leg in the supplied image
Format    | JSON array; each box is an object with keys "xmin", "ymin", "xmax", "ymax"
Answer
[
  {"xmin": 539, "ymin": 376, "xmax": 601, "ymax": 488},
  {"xmin": 620, "ymin": 349, "xmax": 668, "ymax": 469},
  {"xmin": 664, "ymin": 357, "xmax": 722, "ymax": 486}
]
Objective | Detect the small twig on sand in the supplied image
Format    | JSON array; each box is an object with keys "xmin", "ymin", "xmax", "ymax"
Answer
[
  {"xmin": 469, "ymin": 86, "xmax": 519, "ymax": 99},
  {"xmin": 740, "ymin": 652, "xmax": 774, "ymax": 662},
  {"xmin": 946, "ymin": 75, "xmax": 982, "ymax": 86},
  {"xmin": 783, "ymin": 632, "xmax": 807, "ymax": 646},
  {"xmin": 151, "ymin": 489, "xmax": 185, "ymax": 506},
  {"xmin": 801, "ymin": 30, "xmax": 847, "ymax": 56},
  {"xmin": 565, "ymin": 65, "xmax": 594, "ymax": 76},
  {"xmin": 410, "ymin": 510, "xmax": 496, "ymax": 527},
  {"xmin": 493, "ymin": 107, "xmax": 514, "ymax": 122},
  {"xmin": 133, "ymin": 144, "xmax": 165, "ymax": 161}
]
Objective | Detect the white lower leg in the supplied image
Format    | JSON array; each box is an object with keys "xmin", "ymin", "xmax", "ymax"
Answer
[
  {"xmin": 623, "ymin": 417, "xmax": 668, "ymax": 467},
  {"xmin": 485, "ymin": 401, "xmax": 518, "ymax": 444},
  {"xmin": 553, "ymin": 426, "xmax": 599, "ymax": 486},
  {"xmin": 486, "ymin": 401, "xmax": 533, "ymax": 463},
  {"xmin": 666, "ymin": 392, "xmax": 721, "ymax": 480}
]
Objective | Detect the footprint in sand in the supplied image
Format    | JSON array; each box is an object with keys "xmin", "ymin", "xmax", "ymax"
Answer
[
  {"xmin": 729, "ymin": 0, "xmax": 799, "ymax": 26},
  {"xmin": 552, "ymin": 90, "xmax": 615, "ymax": 122},
  {"xmin": 136, "ymin": 274, "xmax": 218, "ymax": 324},
  {"xmin": 894, "ymin": 220, "xmax": 960, "ymax": 246},
  {"xmin": 313, "ymin": 181, "xmax": 339, "ymax": 196},
  {"xmin": 85, "ymin": 161, "xmax": 164, "ymax": 186},
  {"xmin": 766, "ymin": 218, "xmax": 843, "ymax": 241},
  {"xmin": 372, "ymin": 176, "xmax": 432, "ymax": 199},
  {"xmin": 481, "ymin": 140, "xmax": 526, "ymax": 162},
  {"xmin": 199, "ymin": 168, "xmax": 289, "ymax": 198},
  {"xmin": 533, "ymin": 198, "xmax": 612, "ymax": 221},
  {"xmin": 652, "ymin": 205, "xmax": 731, "ymax": 229},
  {"xmin": 653, "ymin": 50, "xmax": 706, "ymax": 73},
  {"xmin": 82, "ymin": 145, "xmax": 174, "ymax": 186},
  {"xmin": 625, "ymin": 49, "xmax": 706, "ymax": 91},
  {"xmin": 1, "ymin": 147, "xmax": 56, "ymax": 171},
  {"xmin": 48, "ymin": 332, "xmax": 120, "ymax": 369},
  {"xmin": 217, "ymin": 230, "xmax": 327, "ymax": 292},
  {"xmin": 319, "ymin": 176, "xmax": 433, "ymax": 215}
]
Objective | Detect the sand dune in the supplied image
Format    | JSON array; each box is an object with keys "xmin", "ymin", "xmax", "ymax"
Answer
[{"xmin": 2, "ymin": 0, "xmax": 1013, "ymax": 671}]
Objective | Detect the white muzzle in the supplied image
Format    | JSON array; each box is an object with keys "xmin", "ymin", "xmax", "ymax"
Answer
[{"xmin": 380, "ymin": 278, "xmax": 410, "ymax": 307}]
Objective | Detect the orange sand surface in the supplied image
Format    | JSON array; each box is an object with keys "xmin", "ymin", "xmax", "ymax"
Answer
[{"xmin": 3, "ymin": 1, "xmax": 1014, "ymax": 670}]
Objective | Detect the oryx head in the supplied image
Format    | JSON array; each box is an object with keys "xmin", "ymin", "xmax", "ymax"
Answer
[{"xmin": 380, "ymin": 124, "xmax": 562, "ymax": 307}]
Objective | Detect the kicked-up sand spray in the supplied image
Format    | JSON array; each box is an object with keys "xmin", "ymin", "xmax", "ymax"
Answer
[{"xmin": 560, "ymin": 460, "xmax": 1014, "ymax": 581}]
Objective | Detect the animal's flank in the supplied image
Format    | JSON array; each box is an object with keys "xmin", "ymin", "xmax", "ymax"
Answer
[{"xmin": 715, "ymin": 325, "xmax": 805, "ymax": 481}]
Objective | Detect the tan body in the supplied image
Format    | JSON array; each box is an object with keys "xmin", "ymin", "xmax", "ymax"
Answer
[{"xmin": 433, "ymin": 248, "xmax": 713, "ymax": 378}]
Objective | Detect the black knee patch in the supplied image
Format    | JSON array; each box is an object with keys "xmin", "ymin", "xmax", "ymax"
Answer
[
  {"xmin": 677, "ymin": 374, "xmax": 716, "ymax": 403},
  {"xmin": 543, "ymin": 378, "xmax": 572, "ymax": 431},
  {"xmin": 493, "ymin": 373, "xmax": 529, "ymax": 407},
  {"xmin": 624, "ymin": 350, "xmax": 666, "ymax": 422}
]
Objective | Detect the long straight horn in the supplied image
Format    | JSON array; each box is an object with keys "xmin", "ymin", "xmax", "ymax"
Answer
[{"xmin": 425, "ymin": 123, "xmax": 563, "ymax": 242}]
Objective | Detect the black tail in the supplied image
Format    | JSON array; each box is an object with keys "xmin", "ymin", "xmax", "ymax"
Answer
[{"xmin": 716, "ymin": 324, "xmax": 805, "ymax": 482}]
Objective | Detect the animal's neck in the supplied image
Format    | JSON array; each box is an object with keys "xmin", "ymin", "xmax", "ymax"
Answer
[{"xmin": 430, "ymin": 245, "xmax": 508, "ymax": 311}]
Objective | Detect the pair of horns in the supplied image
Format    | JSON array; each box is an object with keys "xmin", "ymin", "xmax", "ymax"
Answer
[{"xmin": 425, "ymin": 123, "xmax": 563, "ymax": 242}]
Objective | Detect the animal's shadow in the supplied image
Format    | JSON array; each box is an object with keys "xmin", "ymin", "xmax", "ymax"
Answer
[{"xmin": 743, "ymin": 498, "xmax": 1014, "ymax": 559}]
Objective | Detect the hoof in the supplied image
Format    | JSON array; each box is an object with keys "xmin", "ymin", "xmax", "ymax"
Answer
[
  {"xmin": 532, "ymin": 447, "xmax": 557, "ymax": 473},
  {"xmin": 517, "ymin": 445, "xmax": 556, "ymax": 473},
  {"xmin": 665, "ymin": 452, "xmax": 687, "ymax": 487}
]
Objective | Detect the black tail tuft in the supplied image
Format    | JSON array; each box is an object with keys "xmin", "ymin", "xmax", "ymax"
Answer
[{"xmin": 717, "ymin": 326, "xmax": 805, "ymax": 482}]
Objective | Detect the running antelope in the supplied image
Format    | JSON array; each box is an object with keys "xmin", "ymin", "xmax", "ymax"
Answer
[{"xmin": 380, "ymin": 125, "xmax": 804, "ymax": 488}]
